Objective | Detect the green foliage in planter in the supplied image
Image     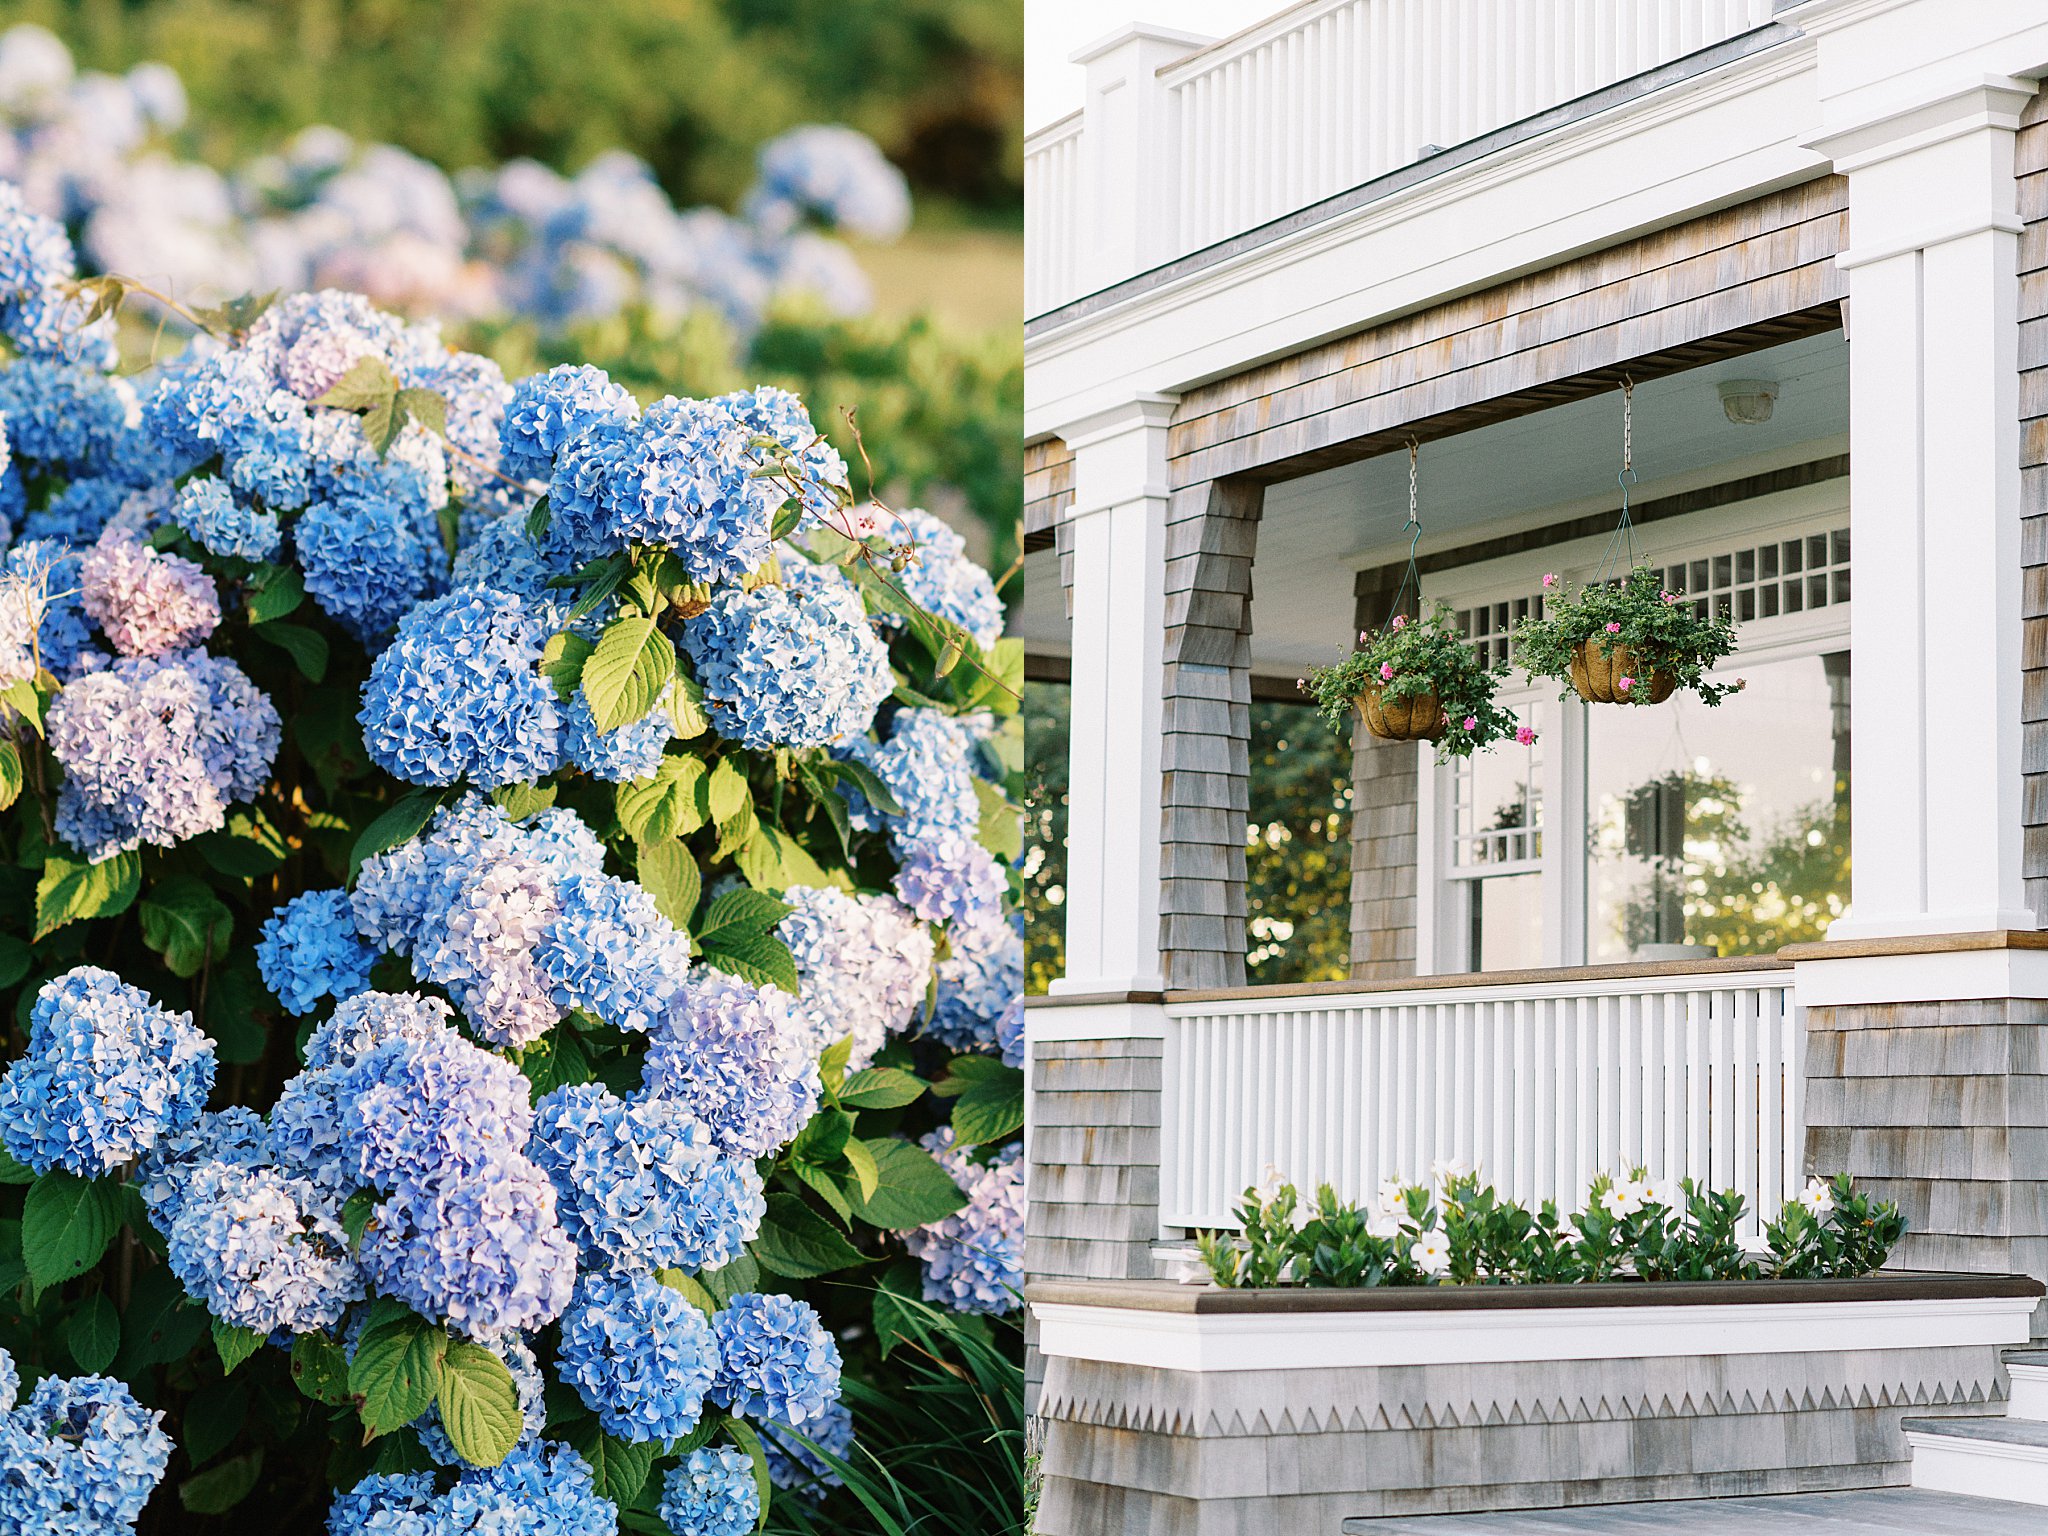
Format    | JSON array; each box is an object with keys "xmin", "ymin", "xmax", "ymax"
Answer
[
  {"xmin": 1199, "ymin": 1168, "xmax": 1903, "ymax": 1289},
  {"xmin": 1513, "ymin": 564, "xmax": 1742, "ymax": 705},
  {"xmin": 1299, "ymin": 605, "xmax": 1526, "ymax": 761}
]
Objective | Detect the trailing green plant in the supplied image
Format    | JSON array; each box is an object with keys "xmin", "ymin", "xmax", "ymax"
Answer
[
  {"xmin": 1299, "ymin": 605, "xmax": 1531, "ymax": 761},
  {"xmin": 1512, "ymin": 565, "xmax": 1742, "ymax": 706},
  {"xmin": 1199, "ymin": 1167, "xmax": 1902, "ymax": 1289}
]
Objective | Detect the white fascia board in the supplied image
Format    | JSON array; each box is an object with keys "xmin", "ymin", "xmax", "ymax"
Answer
[
  {"xmin": 1024, "ymin": 41, "xmax": 1826, "ymax": 441},
  {"xmin": 1032, "ymin": 1293, "xmax": 2036, "ymax": 1373},
  {"xmin": 1792, "ymin": 946, "xmax": 2048, "ymax": 1005},
  {"xmin": 1025, "ymin": 1000, "xmax": 1168, "ymax": 1042}
]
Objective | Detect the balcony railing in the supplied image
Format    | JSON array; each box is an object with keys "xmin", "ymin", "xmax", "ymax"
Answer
[
  {"xmin": 1160, "ymin": 958, "xmax": 1804, "ymax": 1236},
  {"xmin": 1026, "ymin": 0, "xmax": 1781, "ymax": 317}
]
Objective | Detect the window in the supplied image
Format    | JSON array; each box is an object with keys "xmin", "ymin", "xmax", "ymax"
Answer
[
  {"xmin": 1585, "ymin": 652, "xmax": 1848, "ymax": 961},
  {"xmin": 1445, "ymin": 709, "xmax": 1544, "ymax": 970}
]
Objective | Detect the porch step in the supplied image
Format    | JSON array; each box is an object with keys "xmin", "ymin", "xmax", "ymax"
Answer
[
  {"xmin": 1908, "ymin": 1416, "xmax": 2048, "ymax": 1505},
  {"xmin": 2002, "ymin": 1352, "xmax": 2048, "ymax": 1422}
]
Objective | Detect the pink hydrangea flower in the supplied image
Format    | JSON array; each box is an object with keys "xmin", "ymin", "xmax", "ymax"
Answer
[
  {"xmin": 1618, "ymin": 675, "xmax": 1634, "ymax": 693},
  {"xmin": 1378, "ymin": 662, "xmax": 1394, "ymax": 681},
  {"xmin": 1462, "ymin": 716, "xmax": 1478, "ymax": 732},
  {"xmin": 1515, "ymin": 725, "xmax": 1536, "ymax": 747},
  {"xmin": 79, "ymin": 532, "xmax": 220, "ymax": 658},
  {"xmin": 1605, "ymin": 621, "xmax": 1621, "ymax": 633}
]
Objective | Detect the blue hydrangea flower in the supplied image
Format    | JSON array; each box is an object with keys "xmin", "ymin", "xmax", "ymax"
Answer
[
  {"xmin": 885, "ymin": 507, "xmax": 1003, "ymax": 651},
  {"xmin": 136, "ymin": 1106, "xmax": 270, "ymax": 1232},
  {"xmin": 711, "ymin": 1292, "xmax": 842, "ymax": 1428},
  {"xmin": 0, "ymin": 1372, "xmax": 173, "ymax": 1533},
  {"xmin": 170, "ymin": 475, "xmax": 280, "ymax": 562},
  {"xmin": 715, "ymin": 385, "xmax": 849, "ymax": 524},
  {"xmin": 681, "ymin": 562, "xmax": 890, "ymax": 749},
  {"xmin": 930, "ymin": 911, "xmax": 1023, "ymax": 1059},
  {"xmin": 556, "ymin": 1269, "xmax": 721, "ymax": 1443},
  {"xmin": 530, "ymin": 1084, "xmax": 763, "ymax": 1273},
  {"xmin": 328, "ymin": 1442, "xmax": 613, "ymax": 1536},
  {"xmin": 428, "ymin": 852, "xmax": 564, "ymax": 1048},
  {"xmin": 24, "ymin": 476, "xmax": 132, "ymax": 546},
  {"xmin": 0, "ymin": 357, "xmax": 131, "ymax": 473},
  {"xmin": 658, "ymin": 1446, "xmax": 759, "ymax": 1536},
  {"xmin": 779, "ymin": 885, "xmax": 933, "ymax": 1070},
  {"xmin": 359, "ymin": 586, "xmax": 562, "ymax": 788},
  {"xmin": 0, "ymin": 967, "xmax": 216, "ymax": 1176},
  {"xmin": 606, "ymin": 395, "xmax": 780, "ymax": 582},
  {"xmin": 536, "ymin": 872, "xmax": 692, "ymax": 1033},
  {"xmin": 297, "ymin": 490, "xmax": 441, "ymax": 640},
  {"xmin": 357, "ymin": 1153, "xmax": 575, "ymax": 1341},
  {"xmin": 257, "ymin": 889, "xmax": 379, "ymax": 1015},
  {"xmin": 499, "ymin": 364, "xmax": 638, "ymax": 484},
  {"xmin": 907, "ymin": 1131, "xmax": 1023, "ymax": 1315},
  {"xmin": 161, "ymin": 1159, "xmax": 364, "ymax": 1335},
  {"xmin": 0, "ymin": 540, "xmax": 101, "ymax": 686},
  {"xmin": 760, "ymin": 1397, "xmax": 854, "ymax": 1496},
  {"xmin": 339, "ymin": 1026, "xmax": 535, "ymax": 1192},
  {"xmin": 325, "ymin": 1470, "xmax": 435, "ymax": 1534},
  {"xmin": 836, "ymin": 706, "xmax": 980, "ymax": 846},
  {"xmin": 893, "ymin": 834, "xmax": 1006, "ymax": 928},
  {"xmin": 546, "ymin": 413, "xmax": 636, "ymax": 564},
  {"xmin": 559, "ymin": 691, "xmax": 670, "ymax": 781},
  {"xmin": 642, "ymin": 974, "xmax": 821, "ymax": 1158},
  {"xmin": 747, "ymin": 125, "xmax": 911, "ymax": 242},
  {"xmin": 0, "ymin": 183, "xmax": 75, "ymax": 304}
]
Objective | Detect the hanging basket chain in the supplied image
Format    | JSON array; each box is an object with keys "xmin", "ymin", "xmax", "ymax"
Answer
[
  {"xmin": 1384, "ymin": 438, "xmax": 1425, "ymax": 627},
  {"xmin": 1594, "ymin": 376, "xmax": 1642, "ymax": 584}
]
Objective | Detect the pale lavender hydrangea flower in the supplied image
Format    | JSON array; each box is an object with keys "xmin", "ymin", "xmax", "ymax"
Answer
[{"xmin": 78, "ymin": 529, "xmax": 219, "ymax": 656}]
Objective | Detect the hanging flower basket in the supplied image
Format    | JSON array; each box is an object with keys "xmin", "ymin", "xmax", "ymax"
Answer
[
  {"xmin": 1569, "ymin": 639, "xmax": 1677, "ymax": 705},
  {"xmin": 1302, "ymin": 604, "xmax": 1531, "ymax": 760},
  {"xmin": 1515, "ymin": 565, "xmax": 1742, "ymax": 708},
  {"xmin": 1356, "ymin": 685, "xmax": 1443, "ymax": 742}
]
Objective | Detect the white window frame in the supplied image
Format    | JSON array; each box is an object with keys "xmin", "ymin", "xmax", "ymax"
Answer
[{"xmin": 1413, "ymin": 480, "xmax": 1851, "ymax": 975}]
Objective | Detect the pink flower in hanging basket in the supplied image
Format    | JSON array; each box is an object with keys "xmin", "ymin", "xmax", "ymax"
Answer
[
  {"xmin": 1618, "ymin": 675, "xmax": 1635, "ymax": 693},
  {"xmin": 1515, "ymin": 725, "xmax": 1537, "ymax": 747},
  {"xmin": 1605, "ymin": 621, "xmax": 1622, "ymax": 633},
  {"xmin": 1391, "ymin": 614, "xmax": 1406, "ymax": 630},
  {"xmin": 1379, "ymin": 662, "xmax": 1395, "ymax": 681},
  {"xmin": 1662, "ymin": 590, "xmax": 1681, "ymax": 605},
  {"xmin": 1462, "ymin": 716, "xmax": 1478, "ymax": 732},
  {"xmin": 1359, "ymin": 630, "xmax": 1370, "ymax": 643},
  {"xmin": 1542, "ymin": 572, "xmax": 1558, "ymax": 588}
]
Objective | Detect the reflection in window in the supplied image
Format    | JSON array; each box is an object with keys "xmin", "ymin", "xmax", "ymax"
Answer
[
  {"xmin": 1451, "ymin": 710, "xmax": 1543, "ymax": 969},
  {"xmin": 1586, "ymin": 653, "xmax": 1849, "ymax": 960}
]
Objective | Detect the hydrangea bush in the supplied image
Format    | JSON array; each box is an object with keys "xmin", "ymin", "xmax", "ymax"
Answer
[{"xmin": 0, "ymin": 194, "xmax": 1023, "ymax": 1532}]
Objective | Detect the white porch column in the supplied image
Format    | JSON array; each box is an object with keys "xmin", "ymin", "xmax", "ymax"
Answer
[
  {"xmin": 1810, "ymin": 75, "xmax": 2039, "ymax": 938},
  {"xmin": 1050, "ymin": 395, "xmax": 1177, "ymax": 996},
  {"xmin": 1068, "ymin": 24, "xmax": 1210, "ymax": 294}
]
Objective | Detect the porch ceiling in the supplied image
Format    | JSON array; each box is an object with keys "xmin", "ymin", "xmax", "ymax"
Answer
[{"xmin": 1249, "ymin": 330, "xmax": 1848, "ymax": 674}]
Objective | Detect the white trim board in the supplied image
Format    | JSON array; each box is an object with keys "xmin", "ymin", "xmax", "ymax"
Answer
[{"xmin": 1033, "ymin": 1292, "xmax": 2035, "ymax": 1374}]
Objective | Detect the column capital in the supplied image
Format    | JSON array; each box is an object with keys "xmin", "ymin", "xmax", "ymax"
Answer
[
  {"xmin": 1803, "ymin": 72, "xmax": 2034, "ymax": 172},
  {"xmin": 1057, "ymin": 392, "xmax": 1179, "ymax": 454}
]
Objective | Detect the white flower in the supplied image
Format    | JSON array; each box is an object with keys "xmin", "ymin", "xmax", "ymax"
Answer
[
  {"xmin": 1254, "ymin": 1164, "xmax": 1286, "ymax": 1204},
  {"xmin": 1410, "ymin": 1231, "xmax": 1451, "ymax": 1276},
  {"xmin": 1290, "ymin": 1203, "xmax": 1314, "ymax": 1233},
  {"xmin": 1366, "ymin": 1210, "xmax": 1401, "ymax": 1240},
  {"xmin": 1639, "ymin": 1178, "xmax": 1676, "ymax": 1209},
  {"xmin": 1798, "ymin": 1177, "xmax": 1833, "ymax": 1217},
  {"xmin": 1430, "ymin": 1157, "xmax": 1471, "ymax": 1186},
  {"xmin": 1375, "ymin": 1179, "xmax": 1407, "ymax": 1217},
  {"xmin": 1601, "ymin": 1184, "xmax": 1644, "ymax": 1219}
]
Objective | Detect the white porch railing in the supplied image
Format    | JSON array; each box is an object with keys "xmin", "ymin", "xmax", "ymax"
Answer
[
  {"xmin": 1160, "ymin": 962, "xmax": 1804, "ymax": 1236},
  {"xmin": 1028, "ymin": 0, "xmax": 1780, "ymax": 315}
]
